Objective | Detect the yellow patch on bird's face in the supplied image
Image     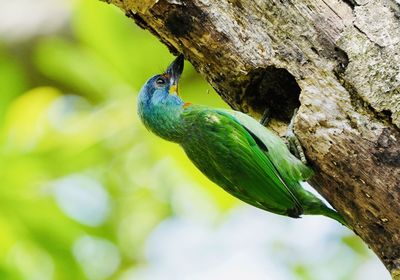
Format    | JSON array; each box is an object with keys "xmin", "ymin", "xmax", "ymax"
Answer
[{"xmin": 169, "ymin": 85, "xmax": 178, "ymax": 96}]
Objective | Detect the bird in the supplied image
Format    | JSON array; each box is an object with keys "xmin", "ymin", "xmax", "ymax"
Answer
[{"xmin": 137, "ymin": 54, "xmax": 348, "ymax": 227}]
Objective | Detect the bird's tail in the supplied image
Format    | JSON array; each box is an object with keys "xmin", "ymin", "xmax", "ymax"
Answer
[
  {"xmin": 299, "ymin": 189, "xmax": 350, "ymax": 228},
  {"xmin": 320, "ymin": 206, "xmax": 349, "ymax": 228},
  {"xmin": 305, "ymin": 202, "xmax": 350, "ymax": 229}
]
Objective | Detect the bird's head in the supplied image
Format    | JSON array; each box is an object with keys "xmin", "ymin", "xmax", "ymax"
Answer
[{"xmin": 138, "ymin": 54, "xmax": 185, "ymax": 110}]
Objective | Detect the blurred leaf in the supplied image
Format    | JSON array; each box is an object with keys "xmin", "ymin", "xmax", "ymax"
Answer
[
  {"xmin": 74, "ymin": 1, "xmax": 176, "ymax": 90},
  {"xmin": 0, "ymin": 47, "xmax": 28, "ymax": 124},
  {"xmin": 34, "ymin": 38, "xmax": 126, "ymax": 102},
  {"xmin": 1, "ymin": 87, "xmax": 61, "ymax": 152},
  {"xmin": 342, "ymin": 235, "xmax": 369, "ymax": 256},
  {"xmin": 293, "ymin": 264, "xmax": 312, "ymax": 280}
]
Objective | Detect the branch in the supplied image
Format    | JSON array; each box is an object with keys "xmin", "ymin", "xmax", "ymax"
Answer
[{"xmin": 106, "ymin": 0, "xmax": 400, "ymax": 276}]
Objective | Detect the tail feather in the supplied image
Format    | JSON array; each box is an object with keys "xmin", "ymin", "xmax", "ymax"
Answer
[
  {"xmin": 298, "ymin": 188, "xmax": 350, "ymax": 228},
  {"xmin": 305, "ymin": 203, "xmax": 350, "ymax": 229},
  {"xmin": 320, "ymin": 207, "xmax": 349, "ymax": 228}
]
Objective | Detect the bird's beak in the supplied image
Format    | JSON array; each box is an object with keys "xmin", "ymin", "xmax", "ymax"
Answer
[{"xmin": 165, "ymin": 54, "xmax": 184, "ymax": 95}]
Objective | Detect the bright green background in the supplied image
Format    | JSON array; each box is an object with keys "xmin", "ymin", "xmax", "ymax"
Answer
[{"xmin": 0, "ymin": 1, "xmax": 388, "ymax": 279}]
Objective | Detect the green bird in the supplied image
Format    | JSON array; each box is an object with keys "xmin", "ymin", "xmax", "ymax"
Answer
[{"xmin": 138, "ymin": 54, "xmax": 347, "ymax": 227}]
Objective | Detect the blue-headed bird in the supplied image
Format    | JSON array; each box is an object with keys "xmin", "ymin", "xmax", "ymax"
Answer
[{"xmin": 137, "ymin": 54, "xmax": 347, "ymax": 227}]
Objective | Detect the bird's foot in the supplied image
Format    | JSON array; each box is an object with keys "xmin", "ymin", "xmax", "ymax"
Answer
[{"xmin": 285, "ymin": 109, "xmax": 307, "ymax": 164}]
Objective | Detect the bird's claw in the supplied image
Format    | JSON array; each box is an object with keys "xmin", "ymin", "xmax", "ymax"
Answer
[
  {"xmin": 285, "ymin": 109, "xmax": 307, "ymax": 164},
  {"xmin": 260, "ymin": 107, "xmax": 271, "ymax": 126}
]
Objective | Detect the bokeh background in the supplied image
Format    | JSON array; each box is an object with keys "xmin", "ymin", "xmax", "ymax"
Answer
[{"xmin": 0, "ymin": 0, "xmax": 391, "ymax": 279}]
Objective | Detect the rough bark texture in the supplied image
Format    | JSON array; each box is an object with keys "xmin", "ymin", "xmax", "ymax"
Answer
[{"xmin": 106, "ymin": 0, "xmax": 400, "ymax": 277}]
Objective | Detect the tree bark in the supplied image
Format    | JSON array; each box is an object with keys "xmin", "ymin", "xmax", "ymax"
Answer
[{"xmin": 106, "ymin": 0, "xmax": 400, "ymax": 277}]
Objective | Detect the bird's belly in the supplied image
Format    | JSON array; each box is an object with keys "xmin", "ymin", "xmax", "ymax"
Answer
[
  {"xmin": 182, "ymin": 139, "xmax": 239, "ymax": 181},
  {"xmin": 180, "ymin": 140, "xmax": 289, "ymax": 215}
]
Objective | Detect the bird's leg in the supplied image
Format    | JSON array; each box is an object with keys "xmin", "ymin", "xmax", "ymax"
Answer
[
  {"xmin": 285, "ymin": 109, "xmax": 307, "ymax": 164},
  {"xmin": 260, "ymin": 107, "xmax": 271, "ymax": 126}
]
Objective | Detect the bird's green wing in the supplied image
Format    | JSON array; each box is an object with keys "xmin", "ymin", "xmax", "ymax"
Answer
[
  {"xmin": 221, "ymin": 109, "xmax": 313, "ymax": 183},
  {"xmin": 181, "ymin": 106, "xmax": 304, "ymax": 217}
]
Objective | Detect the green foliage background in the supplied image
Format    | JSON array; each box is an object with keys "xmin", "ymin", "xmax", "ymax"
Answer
[{"xmin": 0, "ymin": 1, "xmax": 388, "ymax": 279}]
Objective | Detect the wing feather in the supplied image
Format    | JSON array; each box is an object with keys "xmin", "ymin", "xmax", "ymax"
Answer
[
  {"xmin": 221, "ymin": 109, "xmax": 313, "ymax": 182},
  {"xmin": 181, "ymin": 106, "xmax": 305, "ymax": 216}
]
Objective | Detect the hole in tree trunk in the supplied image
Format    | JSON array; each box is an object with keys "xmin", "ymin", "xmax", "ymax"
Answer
[{"xmin": 244, "ymin": 66, "xmax": 301, "ymax": 122}]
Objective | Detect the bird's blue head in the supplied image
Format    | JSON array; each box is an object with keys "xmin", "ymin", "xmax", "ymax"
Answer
[
  {"xmin": 137, "ymin": 55, "xmax": 186, "ymax": 140},
  {"xmin": 138, "ymin": 54, "xmax": 184, "ymax": 114}
]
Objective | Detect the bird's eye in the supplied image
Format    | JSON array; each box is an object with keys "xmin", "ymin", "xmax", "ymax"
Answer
[{"xmin": 155, "ymin": 77, "xmax": 166, "ymax": 86}]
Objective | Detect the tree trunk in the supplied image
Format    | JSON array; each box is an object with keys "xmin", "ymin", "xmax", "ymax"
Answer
[{"xmin": 105, "ymin": 0, "xmax": 400, "ymax": 277}]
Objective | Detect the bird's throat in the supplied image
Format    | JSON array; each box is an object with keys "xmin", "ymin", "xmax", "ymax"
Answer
[{"xmin": 142, "ymin": 103, "xmax": 184, "ymax": 143}]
